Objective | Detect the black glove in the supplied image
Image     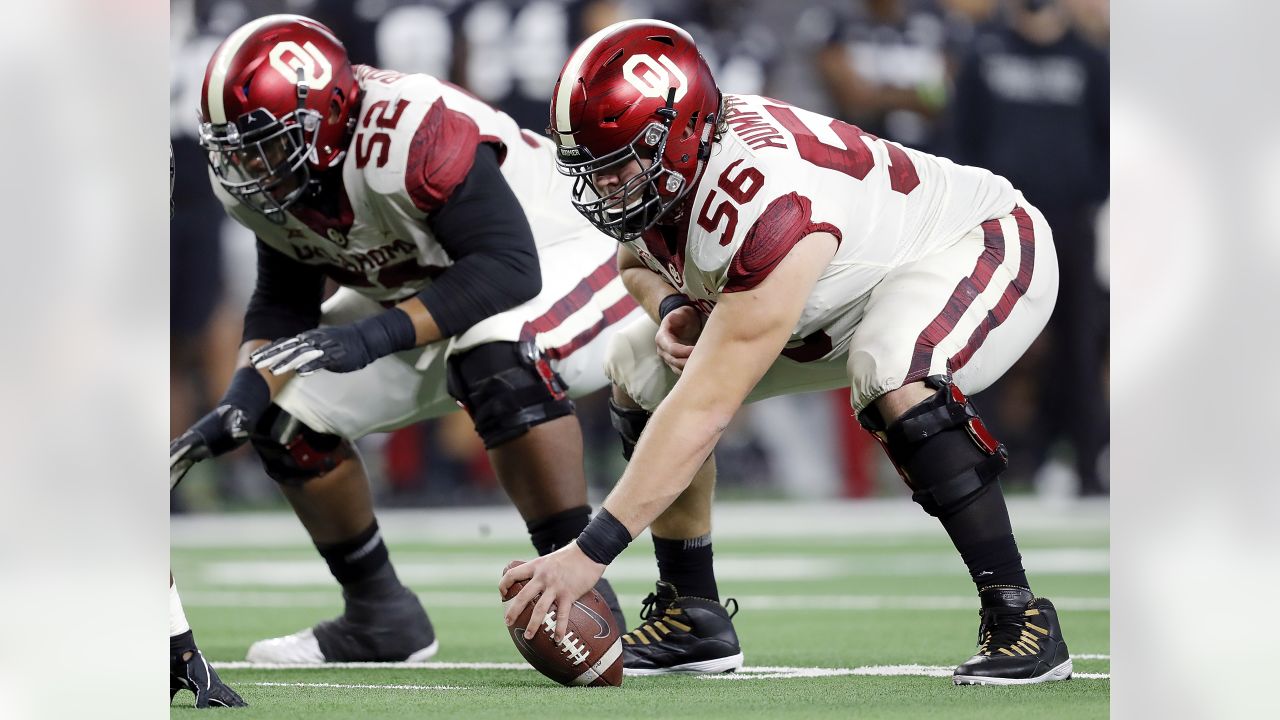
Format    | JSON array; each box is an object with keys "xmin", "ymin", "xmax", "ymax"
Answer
[
  {"xmin": 170, "ymin": 368, "xmax": 270, "ymax": 488},
  {"xmin": 251, "ymin": 308, "xmax": 417, "ymax": 377},
  {"xmin": 170, "ymin": 647, "xmax": 248, "ymax": 708}
]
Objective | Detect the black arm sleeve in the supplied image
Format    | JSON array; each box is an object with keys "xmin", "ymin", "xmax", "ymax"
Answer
[
  {"xmin": 417, "ymin": 143, "xmax": 541, "ymax": 337},
  {"xmin": 241, "ymin": 239, "xmax": 327, "ymax": 343}
]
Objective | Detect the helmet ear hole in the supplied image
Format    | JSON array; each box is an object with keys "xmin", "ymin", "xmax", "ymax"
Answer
[{"xmin": 680, "ymin": 112, "xmax": 699, "ymax": 142}]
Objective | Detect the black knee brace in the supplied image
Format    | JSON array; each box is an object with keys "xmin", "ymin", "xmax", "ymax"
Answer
[
  {"xmin": 446, "ymin": 340, "xmax": 575, "ymax": 449},
  {"xmin": 858, "ymin": 376, "xmax": 1008, "ymax": 517},
  {"xmin": 608, "ymin": 397, "xmax": 650, "ymax": 461},
  {"xmin": 251, "ymin": 405, "xmax": 355, "ymax": 486}
]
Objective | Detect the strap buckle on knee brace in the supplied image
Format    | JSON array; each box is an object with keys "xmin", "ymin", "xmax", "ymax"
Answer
[
  {"xmin": 890, "ymin": 383, "xmax": 1002, "ymax": 457},
  {"xmin": 251, "ymin": 406, "xmax": 353, "ymax": 486},
  {"xmin": 521, "ymin": 340, "xmax": 567, "ymax": 401},
  {"xmin": 860, "ymin": 376, "xmax": 1009, "ymax": 513}
]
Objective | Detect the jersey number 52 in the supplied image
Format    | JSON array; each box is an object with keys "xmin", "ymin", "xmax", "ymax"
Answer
[{"xmin": 354, "ymin": 99, "xmax": 410, "ymax": 169}]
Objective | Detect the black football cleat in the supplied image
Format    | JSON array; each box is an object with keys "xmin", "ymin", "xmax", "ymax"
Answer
[
  {"xmin": 170, "ymin": 647, "xmax": 248, "ymax": 708},
  {"xmin": 247, "ymin": 583, "xmax": 437, "ymax": 663},
  {"xmin": 594, "ymin": 577, "xmax": 628, "ymax": 634},
  {"xmin": 621, "ymin": 580, "xmax": 744, "ymax": 675},
  {"xmin": 953, "ymin": 586, "xmax": 1073, "ymax": 685}
]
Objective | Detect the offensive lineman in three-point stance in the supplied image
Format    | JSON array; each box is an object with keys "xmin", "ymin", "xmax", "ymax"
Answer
[
  {"xmin": 503, "ymin": 19, "xmax": 1073, "ymax": 685},
  {"xmin": 171, "ymin": 14, "xmax": 643, "ymax": 663}
]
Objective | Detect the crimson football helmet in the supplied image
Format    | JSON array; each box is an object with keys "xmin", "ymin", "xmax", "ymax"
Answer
[
  {"xmin": 549, "ymin": 20, "xmax": 721, "ymax": 241},
  {"xmin": 198, "ymin": 15, "xmax": 360, "ymax": 221}
]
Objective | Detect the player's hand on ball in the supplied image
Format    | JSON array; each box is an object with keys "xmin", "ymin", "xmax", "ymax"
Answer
[
  {"xmin": 251, "ymin": 326, "xmax": 377, "ymax": 377},
  {"xmin": 170, "ymin": 404, "xmax": 254, "ymax": 488},
  {"xmin": 170, "ymin": 647, "xmax": 248, "ymax": 708},
  {"xmin": 656, "ymin": 305, "xmax": 703, "ymax": 375},
  {"xmin": 500, "ymin": 544, "xmax": 606, "ymax": 642}
]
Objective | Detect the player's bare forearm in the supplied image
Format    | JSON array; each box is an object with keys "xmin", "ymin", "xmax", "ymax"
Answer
[
  {"xmin": 618, "ymin": 245, "xmax": 680, "ymax": 323},
  {"xmin": 602, "ymin": 232, "xmax": 840, "ymax": 536},
  {"xmin": 393, "ymin": 296, "xmax": 445, "ymax": 346}
]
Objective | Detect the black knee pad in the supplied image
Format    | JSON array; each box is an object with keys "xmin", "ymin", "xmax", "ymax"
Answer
[
  {"xmin": 446, "ymin": 340, "xmax": 575, "ymax": 449},
  {"xmin": 858, "ymin": 376, "xmax": 1008, "ymax": 517},
  {"xmin": 608, "ymin": 397, "xmax": 650, "ymax": 461},
  {"xmin": 251, "ymin": 405, "xmax": 355, "ymax": 487}
]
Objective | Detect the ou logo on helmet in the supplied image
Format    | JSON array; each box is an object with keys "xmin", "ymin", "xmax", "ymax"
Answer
[
  {"xmin": 622, "ymin": 54, "xmax": 688, "ymax": 103},
  {"xmin": 269, "ymin": 41, "xmax": 333, "ymax": 89}
]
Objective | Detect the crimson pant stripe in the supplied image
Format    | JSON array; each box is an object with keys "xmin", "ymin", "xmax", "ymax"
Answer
[
  {"xmin": 519, "ymin": 257, "xmax": 623, "ymax": 352},
  {"xmin": 946, "ymin": 206, "xmax": 1036, "ymax": 371},
  {"xmin": 545, "ymin": 294, "xmax": 639, "ymax": 361},
  {"xmin": 905, "ymin": 217, "xmax": 1007, "ymax": 382}
]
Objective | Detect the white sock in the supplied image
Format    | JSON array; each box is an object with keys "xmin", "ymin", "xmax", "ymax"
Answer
[{"xmin": 170, "ymin": 578, "xmax": 191, "ymax": 637}]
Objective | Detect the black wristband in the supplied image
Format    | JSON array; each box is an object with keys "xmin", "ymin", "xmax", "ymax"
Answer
[
  {"xmin": 353, "ymin": 308, "xmax": 419, "ymax": 359},
  {"xmin": 575, "ymin": 509, "xmax": 633, "ymax": 566},
  {"xmin": 220, "ymin": 367, "xmax": 271, "ymax": 421},
  {"xmin": 658, "ymin": 293, "xmax": 694, "ymax": 321}
]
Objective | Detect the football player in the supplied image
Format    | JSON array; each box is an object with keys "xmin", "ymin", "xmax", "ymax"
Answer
[
  {"xmin": 171, "ymin": 14, "xmax": 643, "ymax": 663},
  {"xmin": 502, "ymin": 20, "xmax": 1073, "ymax": 685},
  {"xmin": 170, "ymin": 143, "xmax": 247, "ymax": 708}
]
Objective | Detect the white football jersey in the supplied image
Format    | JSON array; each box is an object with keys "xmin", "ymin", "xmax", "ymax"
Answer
[
  {"xmin": 623, "ymin": 93, "xmax": 1019, "ymax": 361},
  {"xmin": 211, "ymin": 65, "xmax": 576, "ymax": 304}
]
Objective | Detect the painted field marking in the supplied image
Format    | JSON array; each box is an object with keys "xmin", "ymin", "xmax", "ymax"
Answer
[
  {"xmin": 221, "ymin": 661, "xmax": 527, "ymax": 670},
  {"xmin": 251, "ymin": 681, "xmax": 465, "ymax": 691},
  {"xmin": 186, "ymin": 591, "xmax": 1110, "ymax": 612},
  {"xmin": 195, "ymin": 549, "xmax": 1106, "ymax": 587},
  {"xmin": 701, "ymin": 665, "xmax": 1110, "ymax": 681},
  {"xmin": 217, "ymin": 660, "xmax": 1108, "ymax": 681}
]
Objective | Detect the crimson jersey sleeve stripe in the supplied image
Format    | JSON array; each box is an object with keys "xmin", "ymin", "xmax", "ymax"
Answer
[
  {"xmin": 723, "ymin": 193, "xmax": 842, "ymax": 293},
  {"xmin": 406, "ymin": 98, "xmax": 483, "ymax": 214}
]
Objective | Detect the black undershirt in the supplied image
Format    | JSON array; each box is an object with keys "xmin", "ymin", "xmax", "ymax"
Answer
[{"xmin": 241, "ymin": 143, "xmax": 540, "ymax": 343}]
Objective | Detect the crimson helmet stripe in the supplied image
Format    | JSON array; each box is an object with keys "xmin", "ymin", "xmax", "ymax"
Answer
[
  {"xmin": 553, "ymin": 18, "xmax": 682, "ymax": 148},
  {"xmin": 205, "ymin": 14, "xmax": 305, "ymax": 124}
]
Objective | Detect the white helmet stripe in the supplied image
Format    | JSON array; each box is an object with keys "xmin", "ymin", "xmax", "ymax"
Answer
[
  {"xmin": 206, "ymin": 14, "xmax": 299, "ymax": 124},
  {"xmin": 553, "ymin": 18, "xmax": 680, "ymax": 148}
]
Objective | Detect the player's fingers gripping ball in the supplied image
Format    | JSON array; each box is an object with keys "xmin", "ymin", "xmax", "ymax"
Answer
[{"xmin": 500, "ymin": 560, "xmax": 624, "ymax": 687}]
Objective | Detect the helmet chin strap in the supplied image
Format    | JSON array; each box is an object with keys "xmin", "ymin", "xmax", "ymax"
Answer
[{"xmin": 671, "ymin": 94, "xmax": 720, "ymax": 222}]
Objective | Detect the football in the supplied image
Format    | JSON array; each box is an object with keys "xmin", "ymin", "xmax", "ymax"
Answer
[{"xmin": 501, "ymin": 562, "xmax": 623, "ymax": 686}]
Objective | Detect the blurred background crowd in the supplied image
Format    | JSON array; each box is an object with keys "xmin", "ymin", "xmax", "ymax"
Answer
[{"xmin": 170, "ymin": 0, "xmax": 1109, "ymax": 511}]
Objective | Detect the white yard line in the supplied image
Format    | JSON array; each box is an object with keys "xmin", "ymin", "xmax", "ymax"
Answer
[
  {"xmin": 185, "ymin": 590, "xmax": 1110, "ymax": 612},
  {"xmin": 216, "ymin": 660, "xmax": 1109, "ymax": 681},
  {"xmin": 172, "ymin": 498, "xmax": 1108, "ymax": 548},
  {"xmin": 251, "ymin": 681, "xmax": 465, "ymax": 691},
  {"xmin": 221, "ymin": 661, "xmax": 541, "ymax": 670},
  {"xmin": 185, "ymin": 548, "xmax": 1106, "ymax": 589}
]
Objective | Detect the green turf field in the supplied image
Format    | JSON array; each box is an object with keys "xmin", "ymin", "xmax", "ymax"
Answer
[{"xmin": 171, "ymin": 500, "xmax": 1109, "ymax": 718}]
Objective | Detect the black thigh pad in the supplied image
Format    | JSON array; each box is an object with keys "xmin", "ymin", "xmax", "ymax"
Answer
[
  {"xmin": 250, "ymin": 405, "xmax": 354, "ymax": 486},
  {"xmin": 445, "ymin": 341, "xmax": 575, "ymax": 449},
  {"xmin": 608, "ymin": 397, "xmax": 651, "ymax": 461},
  {"xmin": 857, "ymin": 375, "xmax": 1008, "ymax": 517}
]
